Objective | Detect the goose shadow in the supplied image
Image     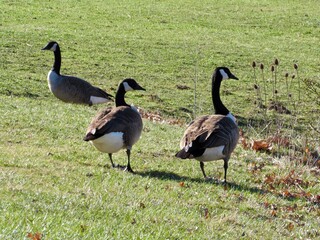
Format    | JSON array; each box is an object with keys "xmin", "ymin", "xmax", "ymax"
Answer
[
  {"xmin": 135, "ymin": 170, "xmax": 265, "ymax": 195},
  {"xmin": 136, "ymin": 170, "xmax": 305, "ymax": 201}
]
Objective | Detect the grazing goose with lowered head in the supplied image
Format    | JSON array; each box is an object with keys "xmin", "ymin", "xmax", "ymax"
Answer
[
  {"xmin": 42, "ymin": 41, "xmax": 113, "ymax": 106},
  {"xmin": 84, "ymin": 78, "xmax": 145, "ymax": 173},
  {"xmin": 175, "ymin": 67, "xmax": 239, "ymax": 183}
]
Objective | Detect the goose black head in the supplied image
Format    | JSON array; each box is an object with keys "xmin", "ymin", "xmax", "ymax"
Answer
[
  {"xmin": 42, "ymin": 41, "xmax": 59, "ymax": 51},
  {"xmin": 122, "ymin": 78, "xmax": 146, "ymax": 92},
  {"xmin": 215, "ymin": 67, "xmax": 239, "ymax": 81}
]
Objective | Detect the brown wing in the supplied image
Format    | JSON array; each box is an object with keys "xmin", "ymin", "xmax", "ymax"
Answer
[
  {"xmin": 84, "ymin": 106, "xmax": 142, "ymax": 141},
  {"xmin": 180, "ymin": 115, "xmax": 239, "ymax": 157},
  {"xmin": 59, "ymin": 75, "xmax": 111, "ymax": 103}
]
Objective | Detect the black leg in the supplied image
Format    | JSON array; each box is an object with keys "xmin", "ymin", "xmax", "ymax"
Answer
[
  {"xmin": 108, "ymin": 153, "xmax": 116, "ymax": 168},
  {"xmin": 200, "ymin": 162, "xmax": 207, "ymax": 178},
  {"xmin": 223, "ymin": 159, "xmax": 229, "ymax": 183},
  {"xmin": 125, "ymin": 149, "xmax": 134, "ymax": 173}
]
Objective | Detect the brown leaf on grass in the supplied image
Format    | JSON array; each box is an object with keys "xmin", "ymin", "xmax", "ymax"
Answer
[
  {"xmin": 176, "ymin": 84, "xmax": 191, "ymax": 90},
  {"xmin": 282, "ymin": 190, "xmax": 295, "ymax": 198},
  {"xmin": 138, "ymin": 108, "xmax": 162, "ymax": 122},
  {"xmin": 248, "ymin": 162, "xmax": 265, "ymax": 173},
  {"xmin": 204, "ymin": 208, "xmax": 210, "ymax": 219},
  {"xmin": 281, "ymin": 170, "xmax": 309, "ymax": 188},
  {"xmin": 239, "ymin": 129, "xmax": 250, "ymax": 150},
  {"xmin": 27, "ymin": 233, "xmax": 42, "ymax": 240},
  {"xmin": 241, "ymin": 137, "xmax": 250, "ymax": 150},
  {"xmin": 252, "ymin": 139, "xmax": 272, "ymax": 152},
  {"xmin": 310, "ymin": 195, "xmax": 320, "ymax": 204},
  {"xmin": 264, "ymin": 173, "xmax": 276, "ymax": 184},
  {"xmin": 268, "ymin": 135, "xmax": 290, "ymax": 147},
  {"xmin": 271, "ymin": 210, "xmax": 277, "ymax": 217},
  {"xmin": 138, "ymin": 107, "xmax": 184, "ymax": 126},
  {"xmin": 286, "ymin": 222, "xmax": 294, "ymax": 231},
  {"xmin": 284, "ymin": 204, "xmax": 298, "ymax": 212},
  {"xmin": 179, "ymin": 182, "xmax": 185, "ymax": 187}
]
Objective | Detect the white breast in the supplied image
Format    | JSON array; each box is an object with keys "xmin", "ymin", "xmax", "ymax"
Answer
[
  {"xmin": 91, "ymin": 132, "xmax": 124, "ymax": 153},
  {"xmin": 47, "ymin": 70, "xmax": 61, "ymax": 92},
  {"xmin": 196, "ymin": 145, "xmax": 225, "ymax": 162},
  {"xmin": 226, "ymin": 112, "xmax": 237, "ymax": 124}
]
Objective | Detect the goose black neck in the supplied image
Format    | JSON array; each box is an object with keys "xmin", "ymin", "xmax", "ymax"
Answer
[
  {"xmin": 115, "ymin": 84, "xmax": 130, "ymax": 107},
  {"xmin": 52, "ymin": 45, "xmax": 61, "ymax": 75},
  {"xmin": 212, "ymin": 75, "xmax": 229, "ymax": 115}
]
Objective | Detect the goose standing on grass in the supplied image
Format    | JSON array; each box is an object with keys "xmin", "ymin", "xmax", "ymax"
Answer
[
  {"xmin": 42, "ymin": 41, "xmax": 113, "ymax": 106},
  {"xmin": 84, "ymin": 78, "xmax": 145, "ymax": 173},
  {"xmin": 175, "ymin": 67, "xmax": 239, "ymax": 183}
]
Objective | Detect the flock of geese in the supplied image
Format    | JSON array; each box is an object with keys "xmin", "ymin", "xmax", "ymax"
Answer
[{"xmin": 42, "ymin": 41, "xmax": 239, "ymax": 183}]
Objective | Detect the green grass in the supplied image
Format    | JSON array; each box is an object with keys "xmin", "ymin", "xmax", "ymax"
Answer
[{"xmin": 0, "ymin": 0, "xmax": 319, "ymax": 239}]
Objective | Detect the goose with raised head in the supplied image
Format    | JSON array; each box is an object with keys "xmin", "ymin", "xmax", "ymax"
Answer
[
  {"xmin": 42, "ymin": 41, "xmax": 113, "ymax": 106},
  {"xmin": 175, "ymin": 67, "xmax": 239, "ymax": 183},
  {"xmin": 84, "ymin": 78, "xmax": 145, "ymax": 173}
]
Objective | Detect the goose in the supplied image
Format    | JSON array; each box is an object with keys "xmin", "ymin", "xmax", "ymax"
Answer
[
  {"xmin": 42, "ymin": 41, "xmax": 113, "ymax": 106},
  {"xmin": 175, "ymin": 67, "xmax": 239, "ymax": 183},
  {"xmin": 83, "ymin": 78, "xmax": 145, "ymax": 173}
]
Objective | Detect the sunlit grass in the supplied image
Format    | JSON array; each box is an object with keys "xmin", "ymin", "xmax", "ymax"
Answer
[{"xmin": 0, "ymin": 0, "xmax": 319, "ymax": 239}]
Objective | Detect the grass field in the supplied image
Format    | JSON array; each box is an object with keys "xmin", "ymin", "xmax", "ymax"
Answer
[{"xmin": 0, "ymin": 0, "xmax": 319, "ymax": 239}]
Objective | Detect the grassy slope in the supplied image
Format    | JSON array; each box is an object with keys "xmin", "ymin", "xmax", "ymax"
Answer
[{"xmin": 0, "ymin": 0, "xmax": 319, "ymax": 239}]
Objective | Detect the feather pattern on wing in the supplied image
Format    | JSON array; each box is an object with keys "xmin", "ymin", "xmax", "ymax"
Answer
[
  {"xmin": 179, "ymin": 115, "xmax": 239, "ymax": 158},
  {"xmin": 84, "ymin": 106, "xmax": 143, "ymax": 146},
  {"xmin": 50, "ymin": 74, "xmax": 112, "ymax": 104}
]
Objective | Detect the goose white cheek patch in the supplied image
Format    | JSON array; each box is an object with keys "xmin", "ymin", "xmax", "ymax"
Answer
[
  {"xmin": 50, "ymin": 43, "xmax": 58, "ymax": 51},
  {"xmin": 123, "ymin": 82, "xmax": 133, "ymax": 92},
  {"xmin": 219, "ymin": 69, "xmax": 229, "ymax": 80}
]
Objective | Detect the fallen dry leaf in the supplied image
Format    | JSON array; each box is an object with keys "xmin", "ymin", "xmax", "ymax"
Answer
[
  {"xmin": 248, "ymin": 162, "xmax": 265, "ymax": 173},
  {"xmin": 268, "ymin": 135, "xmax": 290, "ymax": 147},
  {"xmin": 252, "ymin": 139, "xmax": 272, "ymax": 152},
  {"xmin": 203, "ymin": 208, "xmax": 210, "ymax": 219},
  {"xmin": 138, "ymin": 107, "xmax": 184, "ymax": 126},
  {"xmin": 271, "ymin": 210, "xmax": 277, "ymax": 217},
  {"xmin": 264, "ymin": 173, "xmax": 276, "ymax": 184},
  {"xmin": 286, "ymin": 222, "xmax": 294, "ymax": 231},
  {"xmin": 239, "ymin": 129, "xmax": 250, "ymax": 150},
  {"xmin": 27, "ymin": 233, "xmax": 42, "ymax": 240}
]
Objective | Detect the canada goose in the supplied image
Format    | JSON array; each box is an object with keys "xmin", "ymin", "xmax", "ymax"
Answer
[
  {"xmin": 83, "ymin": 78, "xmax": 145, "ymax": 173},
  {"xmin": 175, "ymin": 67, "xmax": 239, "ymax": 183},
  {"xmin": 42, "ymin": 41, "xmax": 113, "ymax": 106}
]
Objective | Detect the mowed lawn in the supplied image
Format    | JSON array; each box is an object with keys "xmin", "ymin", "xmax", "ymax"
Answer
[{"xmin": 0, "ymin": 0, "xmax": 319, "ymax": 239}]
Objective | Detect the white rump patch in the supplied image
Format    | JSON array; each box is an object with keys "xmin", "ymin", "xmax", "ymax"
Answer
[
  {"xmin": 91, "ymin": 132, "xmax": 124, "ymax": 153},
  {"xmin": 90, "ymin": 96, "xmax": 110, "ymax": 105},
  {"xmin": 196, "ymin": 145, "xmax": 225, "ymax": 162},
  {"xmin": 226, "ymin": 112, "xmax": 237, "ymax": 124},
  {"xmin": 123, "ymin": 82, "xmax": 133, "ymax": 92},
  {"xmin": 219, "ymin": 69, "xmax": 229, "ymax": 80}
]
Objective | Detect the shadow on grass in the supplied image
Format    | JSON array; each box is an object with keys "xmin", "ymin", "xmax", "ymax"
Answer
[
  {"xmin": 135, "ymin": 170, "xmax": 265, "ymax": 195},
  {"xmin": 136, "ymin": 170, "xmax": 308, "ymax": 202}
]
